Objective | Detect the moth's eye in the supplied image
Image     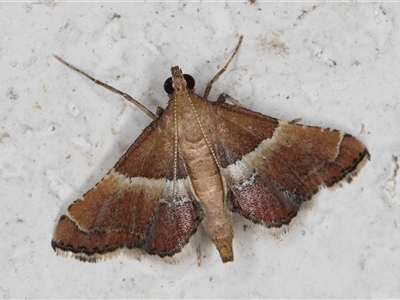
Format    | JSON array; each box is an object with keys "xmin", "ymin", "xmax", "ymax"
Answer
[
  {"xmin": 163, "ymin": 74, "xmax": 196, "ymax": 94},
  {"xmin": 184, "ymin": 74, "xmax": 195, "ymax": 90},
  {"xmin": 164, "ymin": 77, "xmax": 174, "ymax": 94}
]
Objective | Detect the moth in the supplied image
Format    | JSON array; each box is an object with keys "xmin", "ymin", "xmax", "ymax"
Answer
[{"xmin": 52, "ymin": 36, "xmax": 369, "ymax": 263}]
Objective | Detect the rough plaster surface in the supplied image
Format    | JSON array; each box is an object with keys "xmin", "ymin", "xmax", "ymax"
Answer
[{"xmin": 0, "ymin": 2, "xmax": 399, "ymax": 298}]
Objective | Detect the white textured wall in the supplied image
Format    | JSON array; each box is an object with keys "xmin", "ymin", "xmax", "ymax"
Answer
[{"xmin": 1, "ymin": 2, "xmax": 398, "ymax": 298}]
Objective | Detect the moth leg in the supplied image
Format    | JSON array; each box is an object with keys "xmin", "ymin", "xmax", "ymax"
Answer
[
  {"xmin": 289, "ymin": 118, "xmax": 302, "ymax": 124},
  {"xmin": 156, "ymin": 107, "xmax": 165, "ymax": 117},
  {"xmin": 216, "ymin": 93, "xmax": 243, "ymax": 107},
  {"xmin": 196, "ymin": 245, "xmax": 202, "ymax": 267},
  {"xmin": 53, "ymin": 54, "xmax": 156, "ymax": 120},
  {"xmin": 203, "ymin": 35, "xmax": 243, "ymax": 99}
]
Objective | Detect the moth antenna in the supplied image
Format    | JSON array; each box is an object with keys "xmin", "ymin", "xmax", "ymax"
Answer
[
  {"xmin": 52, "ymin": 54, "xmax": 156, "ymax": 120},
  {"xmin": 203, "ymin": 35, "xmax": 243, "ymax": 99}
]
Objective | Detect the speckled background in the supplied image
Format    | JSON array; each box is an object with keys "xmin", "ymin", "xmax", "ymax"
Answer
[{"xmin": 1, "ymin": 2, "xmax": 398, "ymax": 298}]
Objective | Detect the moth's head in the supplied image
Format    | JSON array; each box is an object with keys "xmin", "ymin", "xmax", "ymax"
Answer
[{"xmin": 164, "ymin": 66, "xmax": 195, "ymax": 95}]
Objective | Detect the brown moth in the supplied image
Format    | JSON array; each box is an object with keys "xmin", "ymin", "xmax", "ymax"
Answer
[{"xmin": 52, "ymin": 36, "xmax": 369, "ymax": 263}]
